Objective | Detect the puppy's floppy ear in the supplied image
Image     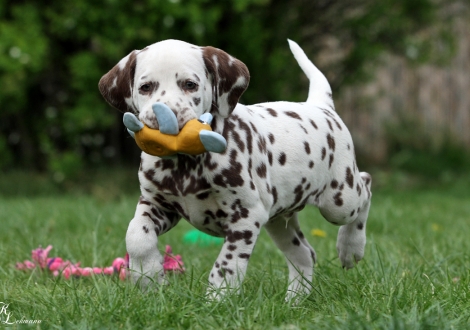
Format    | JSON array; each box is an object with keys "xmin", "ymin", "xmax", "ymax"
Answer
[
  {"xmin": 98, "ymin": 50, "xmax": 138, "ymax": 112},
  {"xmin": 202, "ymin": 46, "xmax": 250, "ymax": 118}
]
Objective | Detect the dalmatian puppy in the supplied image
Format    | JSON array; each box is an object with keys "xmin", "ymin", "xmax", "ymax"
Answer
[{"xmin": 98, "ymin": 39, "xmax": 372, "ymax": 300}]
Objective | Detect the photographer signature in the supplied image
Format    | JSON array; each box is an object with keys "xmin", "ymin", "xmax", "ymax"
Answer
[{"xmin": 0, "ymin": 302, "xmax": 42, "ymax": 325}]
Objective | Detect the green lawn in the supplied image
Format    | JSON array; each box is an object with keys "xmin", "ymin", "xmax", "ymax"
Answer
[{"xmin": 1, "ymin": 171, "xmax": 469, "ymax": 329}]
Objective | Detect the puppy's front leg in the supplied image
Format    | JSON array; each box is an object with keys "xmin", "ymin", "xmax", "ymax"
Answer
[
  {"xmin": 207, "ymin": 222, "xmax": 261, "ymax": 299},
  {"xmin": 126, "ymin": 196, "xmax": 180, "ymax": 288}
]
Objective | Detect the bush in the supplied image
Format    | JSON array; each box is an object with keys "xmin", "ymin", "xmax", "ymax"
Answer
[
  {"xmin": 0, "ymin": 0, "xmax": 458, "ymax": 173},
  {"xmin": 385, "ymin": 115, "xmax": 470, "ymax": 177}
]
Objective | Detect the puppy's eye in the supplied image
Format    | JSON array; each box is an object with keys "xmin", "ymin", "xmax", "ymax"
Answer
[
  {"xmin": 139, "ymin": 83, "xmax": 152, "ymax": 92},
  {"xmin": 183, "ymin": 80, "xmax": 198, "ymax": 90}
]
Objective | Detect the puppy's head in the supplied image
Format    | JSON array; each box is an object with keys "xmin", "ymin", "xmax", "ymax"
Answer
[{"xmin": 98, "ymin": 39, "xmax": 249, "ymax": 130}]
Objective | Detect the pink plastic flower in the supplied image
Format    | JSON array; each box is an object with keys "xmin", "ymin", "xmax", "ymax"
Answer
[
  {"xmin": 31, "ymin": 245, "xmax": 53, "ymax": 268},
  {"xmin": 103, "ymin": 267, "xmax": 114, "ymax": 275},
  {"xmin": 163, "ymin": 245, "xmax": 185, "ymax": 273},
  {"xmin": 93, "ymin": 267, "xmax": 103, "ymax": 275},
  {"xmin": 112, "ymin": 257, "xmax": 127, "ymax": 272},
  {"xmin": 16, "ymin": 245, "xmax": 183, "ymax": 280},
  {"xmin": 16, "ymin": 260, "xmax": 35, "ymax": 270},
  {"xmin": 47, "ymin": 257, "xmax": 64, "ymax": 272},
  {"xmin": 62, "ymin": 265, "xmax": 72, "ymax": 280},
  {"xmin": 80, "ymin": 267, "xmax": 93, "ymax": 276}
]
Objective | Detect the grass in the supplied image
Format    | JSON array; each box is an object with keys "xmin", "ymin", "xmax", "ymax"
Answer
[{"xmin": 1, "ymin": 169, "xmax": 470, "ymax": 329}]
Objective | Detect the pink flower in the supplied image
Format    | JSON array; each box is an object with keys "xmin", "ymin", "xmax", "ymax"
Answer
[
  {"xmin": 93, "ymin": 267, "xmax": 103, "ymax": 274},
  {"xmin": 112, "ymin": 257, "xmax": 127, "ymax": 273},
  {"xmin": 31, "ymin": 245, "xmax": 53, "ymax": 269},
  {"xmin": 119, "ymin": 268, "xmax": 128, "ymax": 281},
  {"xmin": 47, "ymin": 257, "xmax": 64, "ymax": 272},
  {"xmin": 70, "ymin": 264, "xmax": 83, "ymax": 277},
  {"xmin": 103, "ymin": 267, "xmax": 114, "ymax": 275},
  {"xmin": 16, "ymin": 260, "xmax": 36, "ymax": 270},
  {"xmin": 62, "ymin": 266, "xmax": 72, "ymax": 280},
  {"xmin": 163, "ymin": 245, "xmax": 185, "ymax": 273},
  {"xmin": 17, "ymin": 245, "xmax": 183, "ymax": 280},
  {"xmin": 80, "ymin": 267, "xmax": 93, "ymax": 276}
]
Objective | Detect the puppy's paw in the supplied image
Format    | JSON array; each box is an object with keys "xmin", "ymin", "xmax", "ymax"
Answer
[
  {"xmin": 336, "ymin": 227, "xmax": 365, "ymax": 269},
  {"xmin": 128, "ymin": 255, "xmax": 166, "ymax": 289}
]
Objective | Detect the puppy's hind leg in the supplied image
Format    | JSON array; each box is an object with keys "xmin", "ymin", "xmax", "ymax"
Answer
[
  {"xmin": 336, "ymin": 172, "xmax": 372, "ymax": 269},
  {"xmin": 265, "ymin": 213, "xmax": 316, "ymax": 300}
]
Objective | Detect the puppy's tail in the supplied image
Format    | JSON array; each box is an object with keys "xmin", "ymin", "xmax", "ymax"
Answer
[{"xmin": 287, "ymin": 39, "xmax": 334, "ymax": 109}]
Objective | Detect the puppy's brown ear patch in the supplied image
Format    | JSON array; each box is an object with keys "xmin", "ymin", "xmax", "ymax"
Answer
[
  {"xmin": 98, "ymin": 51, "xmax": 138, "ymax": 112},
  {"xmin": 202, "ymin": 47, "xmax": 250, "ymax": 117}
]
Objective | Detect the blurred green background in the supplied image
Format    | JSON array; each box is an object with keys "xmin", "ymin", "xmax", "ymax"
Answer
[{"xmin": 0, "ymin": 0, "xmax": 469, "ymax": 192}]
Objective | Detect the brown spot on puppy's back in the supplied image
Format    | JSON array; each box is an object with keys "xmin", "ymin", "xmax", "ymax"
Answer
[
  {"xmin": 327, "ymin": 134, "xmax": 335, "ymax": 151},
  {"xmin": 304, "ymin": 142, "xmax": 311, "ymax": 154},
  {"xmin": 310, "ymin": 119, "xmax": 318, "ymax": 129},
  {"xmin": 256, "ymin": 163, "xmax": 267, "ymax": 178},
  {"xmin": 329, "ymin": 154, "xmax": 334, "ymax": 168},
  {"xmin": 278, "ymin": 152, "xmax": 287, "ymax": 165},
  {"xmin": 257, "ymin": 137, "xmax": 267, "ymax": 153},
  {"xmin": 346, "ymin": 167, "xmax": 354, "ymax": 188},
  {"xmin": 266, "ymin": 108, "xmax": 278, "ymax": 117},
  {"xmin": 268, "ymin": 133, "xmax": 275, "ymax": 144},
  {"xmin": 284, "ymin": 111, "xmax": 302, "ymax": 120}
]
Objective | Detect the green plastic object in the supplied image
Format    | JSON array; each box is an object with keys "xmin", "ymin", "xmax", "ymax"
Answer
[{"xmin": 182, "ymin": 229, "xmax": 223, "ymax": 246}]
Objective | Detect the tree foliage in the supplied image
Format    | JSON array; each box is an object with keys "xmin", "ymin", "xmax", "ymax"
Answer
[{"xmin": 0, "ymin": 0, "xmax": 458, "ymax": 176}]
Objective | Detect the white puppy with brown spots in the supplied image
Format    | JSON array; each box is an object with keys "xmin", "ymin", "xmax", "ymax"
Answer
[{"xmin": 99, "ymin": 39, "xmax": 372, "ymax": 300}]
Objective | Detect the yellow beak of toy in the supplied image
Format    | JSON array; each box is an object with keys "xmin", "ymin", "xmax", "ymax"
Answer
[
  {"xmin": 123, "ymin": 103, "xmax": 227, "ymax": 157},
  {"xmin": 134, "ymin": 119, "xmax": 212, "ymax": 157}
]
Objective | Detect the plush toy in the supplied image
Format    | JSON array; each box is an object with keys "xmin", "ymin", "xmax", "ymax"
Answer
[
  {"xmin": 16, "ymin": 245, "xmax": 184, "ymax": 280},
  {"xmin": 123, "ymin": 102, "xmax": 227, "ymax": 157}
]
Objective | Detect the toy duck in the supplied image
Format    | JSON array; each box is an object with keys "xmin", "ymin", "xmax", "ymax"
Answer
[{"xmin": 123, "ymin": 103, "xmax": 227, "ymax": 157}]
